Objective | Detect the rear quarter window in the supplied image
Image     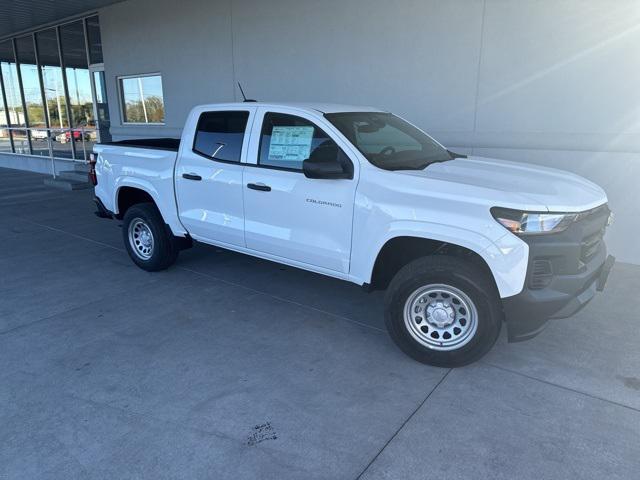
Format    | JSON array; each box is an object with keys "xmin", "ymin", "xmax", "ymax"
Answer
[{"xmin": 193, "ymin": 111, "xmax": 249, "ymax": 162}]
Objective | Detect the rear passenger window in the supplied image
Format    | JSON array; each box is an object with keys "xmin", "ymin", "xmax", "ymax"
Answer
[
  {"xmin": 258, "ymin": 112, "xmax": 338, "ymax": 171},
  {"xmin": 193, "ymin": 111, "xmax": 249, "ymax": 162}
]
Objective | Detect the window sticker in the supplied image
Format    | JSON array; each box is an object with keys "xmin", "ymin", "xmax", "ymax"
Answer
[{"xmin": 268, "ymin": 126, "xmax": 314, "ymax": 162}]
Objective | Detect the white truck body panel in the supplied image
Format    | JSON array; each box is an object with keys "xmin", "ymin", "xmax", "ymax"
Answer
[
  {"xmin": 93, "ymin": 102, "xmax": 608, "ymax": 300},
  {"xmin": 242, "ymin": 106, "xmax": 361, "ymax": 274},
  {"xmin": 93, "ymin": 144, "xmax": 187, "ymax": 236},
  {"xmin": 402, "ymin": 156, "xmax": 608, "ymax": 212},
  {"xmin": 173, "ymin": 105, "xmax": 257, "ymax": 247}
]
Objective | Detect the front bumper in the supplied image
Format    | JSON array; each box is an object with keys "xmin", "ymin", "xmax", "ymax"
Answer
[{"xmin": 503, "ymin": 204, "xmax": 613, "ymax": 342}]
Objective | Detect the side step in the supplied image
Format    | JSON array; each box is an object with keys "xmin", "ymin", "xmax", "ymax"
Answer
[
  {"xmin": 57, "ymin": 170, "xmax": 89, "ymax": 183},
  {"xmin": 43, "ymin": 173, "xmax": 90, "ymax": 191},
  {"xmin": 73, "ymin": 162, "xmax": 90, "ymax": 174}
]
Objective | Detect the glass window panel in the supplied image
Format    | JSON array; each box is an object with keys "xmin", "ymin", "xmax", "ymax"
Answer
[
  {"xmin": 258, "ymin": 112, "xmax": 338, "ymax": 171},
  {"xmin": 15, "ymin": 35, "xmax": 46, "ymax": 132},
  {"xmin": 120, "ymin": 77, "xmax": 143, "ymax": 123},
  {"xmin": 92, "ymin": 70, "xmax": 111, "ymax": 143},
  {"xmin": 0, "ymin": 93, "xmax": 11, "ymax": 152},
  {"xmin": 93, "ymin": 71, "xmax": 105, "ymax": 104},
  {"xmin": 36, "ymin": 29, "xmax": 67, "ymax": 130},
  {"xmin": 0, "ymin": 41, "xmax": 15, "ymax": 152},
  {"xmin": 120, "ymin": 75, "xmax": 164, "ymax": 124},
  {"xmin": 36, "ymin": 29, "xmax": 73, "ymax": 158},
  {"xmin": 3, "ymin": 40, "xmax": 28, "ymax": 153},
  {"xmin": 60, "ymin": 21, "xmax": 95, "ymax": 133},
  {"xmin": 193, "ymin": 111, "xmax": 249, "ymax": 162},
  {"xmin": 86, "ymin": 16, "xmax": 103, "ymax": 64},
  {"xmin": 0, "ymin": 41, "xmax": 23, "ymax": 128},
  {"xmin": 0, "ymin": 83, "xmax": 6, "ymax": 131}
]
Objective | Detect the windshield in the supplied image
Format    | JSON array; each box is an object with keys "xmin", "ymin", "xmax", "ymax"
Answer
[{"xmin": 325, "ymin": 112, "xmax": 454, "ymax": 171}]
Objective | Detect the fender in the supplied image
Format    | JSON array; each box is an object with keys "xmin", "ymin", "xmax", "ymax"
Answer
[
  {"xmin": 113, "ymin": 176, "xmax": 187, "ymax": 236},
  {"xmin": 350, "ymin": 220, "xmax": 528, "ymax": 299}
]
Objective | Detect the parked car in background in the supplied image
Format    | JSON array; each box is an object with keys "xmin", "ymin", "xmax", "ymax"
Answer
[
  {"xmin": 92, "ymin": 102, "xmax": 615, "ymax": 367},
  {"xmin": 30, "ymin": 129, "xmax": 49, "ymax": 140},
  {"xmin": 64, "ymin": 130, "xmax": 91, "ymax": 142}
]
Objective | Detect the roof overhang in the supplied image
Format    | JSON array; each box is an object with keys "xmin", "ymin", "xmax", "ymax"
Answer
[{"xmin": 0, "ymin": 0, "xmax": 125, "ymax": 39}]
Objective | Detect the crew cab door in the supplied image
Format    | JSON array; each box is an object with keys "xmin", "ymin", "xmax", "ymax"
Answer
[
  {"xmin": 175, "ymin": 107, "xmax": 255, "ymax": 246},
  {"xmin": 243, "ymin": 107, "xmax": 358, "ymax": 273}
]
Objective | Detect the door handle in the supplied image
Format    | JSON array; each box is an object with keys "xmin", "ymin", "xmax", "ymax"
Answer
[
  {"xmin": 182, "ymin": 173, "xmax": 202, "ymax": 181},
  {"xmin": 247, "ymin": 182, "xmax": 271, "ymax": 192}
]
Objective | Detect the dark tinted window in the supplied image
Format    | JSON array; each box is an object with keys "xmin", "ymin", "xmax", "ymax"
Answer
[
  {"xmin": 193, "ymin": 111, "xmax": 249, "ymax": 162},
  {"xmin": 86, "ymin": 16, "xmax": 103, "ymax": 64},
  {"xmin": 258, "ymin": 112, "xmax": 338, "ymax": 171}
]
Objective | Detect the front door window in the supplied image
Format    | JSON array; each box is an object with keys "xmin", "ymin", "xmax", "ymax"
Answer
[{"xmin": 258, "ymin": 112, "xmax": 340, "ymax": 171}]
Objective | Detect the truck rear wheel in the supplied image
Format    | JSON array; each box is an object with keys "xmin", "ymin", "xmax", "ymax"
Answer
[
  {"xmin": 384, "ymin": 256, "xmax": 502, "ymax": 367},
  {"xmin": 122, "ymin": 203, "xmax": 178, "ymax": 271}
]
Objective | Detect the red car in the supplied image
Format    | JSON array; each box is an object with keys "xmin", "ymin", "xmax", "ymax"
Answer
[{"xmin": 64, "ymin": 130, "xmax": 90, "ymax": 142}]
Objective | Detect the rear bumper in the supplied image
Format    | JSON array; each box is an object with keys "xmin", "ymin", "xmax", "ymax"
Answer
[
  {"xmin": 94, "ymin": 196, "xmax": 114, "ymax": 219},
  {"xmin": 502, "ymin": 204, "xmax": 613, "ymax": 342}
]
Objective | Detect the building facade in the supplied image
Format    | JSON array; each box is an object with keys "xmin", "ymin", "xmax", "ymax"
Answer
[{"xmin": 0, "ymin": 0, "xmax": 638, "ymax": 264}]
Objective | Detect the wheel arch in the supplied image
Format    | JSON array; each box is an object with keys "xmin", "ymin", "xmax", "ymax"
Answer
[
  {"xmin": 370, "ymin": 236, "xmax": 498, "ymax": 293},
  {"xmin": 116, "ymin": 186, "xmax": 156, "ymax": 219},
  {"xmin": 113, "ymin": 178, "xmax": 187, "ymax": 236},
  {"xmin": 357, "ymin": 221, "xmax": 528, "ymax": 298}
]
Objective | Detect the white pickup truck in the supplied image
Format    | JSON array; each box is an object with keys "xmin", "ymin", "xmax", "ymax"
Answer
[{"xmin": 92, "ymin": 102, "xmax": 614, "ymax": 367}]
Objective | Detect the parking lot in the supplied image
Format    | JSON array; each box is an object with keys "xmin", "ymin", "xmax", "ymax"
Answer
[{"xmin": 1, "ymin": 166, "xmax": 639, "ymax": 479}]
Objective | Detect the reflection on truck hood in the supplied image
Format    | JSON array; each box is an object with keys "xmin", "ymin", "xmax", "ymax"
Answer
[{"xmin": 396, "ymin": 156, "xmax": 607, "ymax": 212}]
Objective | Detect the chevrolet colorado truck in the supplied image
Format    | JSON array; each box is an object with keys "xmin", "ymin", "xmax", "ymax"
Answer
[{"xmin": 91, "ymin": 102, "xmax": 614, "ymax": 367}]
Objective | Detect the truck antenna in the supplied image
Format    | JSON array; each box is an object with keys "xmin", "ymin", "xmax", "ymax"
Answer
[{"xmin": 237, "ymin": 82, "xmax": 257, "ymax": 102}]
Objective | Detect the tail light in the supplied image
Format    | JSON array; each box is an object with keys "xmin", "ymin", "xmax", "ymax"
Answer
[{"xmin": 88, "ymin": 153, "xmax": 98, "ymax": 186}]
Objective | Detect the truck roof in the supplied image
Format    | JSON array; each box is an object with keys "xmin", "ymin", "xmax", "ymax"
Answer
[{"xmin": 196, "ymin": 102, "xmax": 385, "ymax": 114}]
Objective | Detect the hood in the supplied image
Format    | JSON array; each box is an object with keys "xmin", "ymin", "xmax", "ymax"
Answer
[{"xmin": 395, "ymin": 156, "xmax": 607, "ymax": 212}]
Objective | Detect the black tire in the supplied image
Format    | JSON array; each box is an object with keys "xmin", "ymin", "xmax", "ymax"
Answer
[
  {"xmin": 384, "ymin": 255, "xmax": 502, "ymax": 367},
  {"xmin": 122, "ymin": 202, "xmax": 179, "ymax": 271}
]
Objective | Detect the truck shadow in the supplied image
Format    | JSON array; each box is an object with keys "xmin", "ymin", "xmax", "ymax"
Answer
[{"xmin": 176, "ymin": 242, "xmax": 386, "ymax": 331}]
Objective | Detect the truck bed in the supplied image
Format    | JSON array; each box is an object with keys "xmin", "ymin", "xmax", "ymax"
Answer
[
  {"xmin": 98, "ymin": 138, "xmax": 180, "ymax": 151},
  {"xmin": 93, "ymin": 139, "xmax": 185, "ymax": 235}
]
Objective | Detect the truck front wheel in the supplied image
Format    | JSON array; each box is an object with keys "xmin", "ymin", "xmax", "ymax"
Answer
[
  {"xmin": 122, "ymin": 203, "xmax": 178, "ymax": 271},
  {"xmin": 384, "ymin": 256, "xmax": 502, "ymax": 367}
]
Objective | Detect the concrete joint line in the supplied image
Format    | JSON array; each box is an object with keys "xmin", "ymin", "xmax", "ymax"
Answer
[{"xmin": 355, "ymin": 369, "xmax": 452, "ymax": 480}]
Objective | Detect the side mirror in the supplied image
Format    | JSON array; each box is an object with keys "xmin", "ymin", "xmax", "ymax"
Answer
[{"xmin": 302, "ymin": 144, "xmax": 353, "ymax": 179}]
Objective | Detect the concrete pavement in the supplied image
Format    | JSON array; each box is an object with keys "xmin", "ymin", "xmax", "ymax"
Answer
[{"xmin": 1, "ymin": 167, "xmax": 638, "ymax": 479}]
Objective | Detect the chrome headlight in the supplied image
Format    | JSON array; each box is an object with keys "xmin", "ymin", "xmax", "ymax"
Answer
[{"xmin": 491, "ymin": 207, "xmax": 577, "ymax": 235}]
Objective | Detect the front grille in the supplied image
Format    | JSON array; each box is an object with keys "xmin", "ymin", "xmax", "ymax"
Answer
[
  {"xmin": 572, "ymin": 203, "xmax": 609, "ymax": 266},
  {"xmin": 525, "ymin": 204, "xmax": 609, "ymax": 289},
  {"xmin": 581, "ymin": 229, "xmax": 604, "ymax": 263},
  {"xmin": 574, "ymin": 203, "xmax": 610, "ymax": 223}
]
